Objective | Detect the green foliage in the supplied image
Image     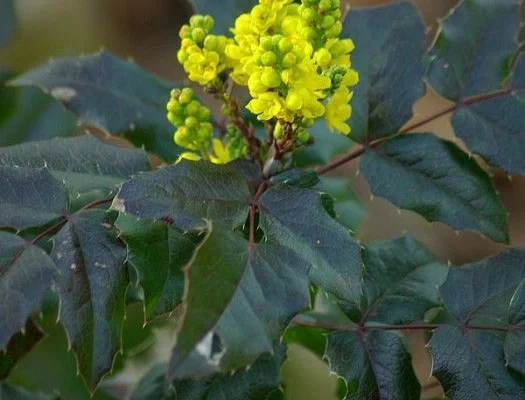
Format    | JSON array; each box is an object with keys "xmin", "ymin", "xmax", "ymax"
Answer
[
  {"xmin": 9, "ymin": 51, "xmax": 182, "ymax": 161},
  {"xmin": 360, "ymin": 133, "xmax": 508, "ymax": 242},
  {"xmin": 344, "ymin": 1, "xmax": 426, "ymax": 142},
  {"xmin": 0, "ymin": 0, "xmax": 15, "ymax": 47},
  {"xmin": 0, "ymin": 0, "xmax": 524, "ymax": 399}
]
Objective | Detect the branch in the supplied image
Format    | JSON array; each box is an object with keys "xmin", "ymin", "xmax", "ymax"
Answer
[
  {"xmin": 291, "ymin": 316, "xmax": 522, "ymax": 333},
  {"xmin": 316, "ymin": 87, "xmax": 512, "ymax": 175}
]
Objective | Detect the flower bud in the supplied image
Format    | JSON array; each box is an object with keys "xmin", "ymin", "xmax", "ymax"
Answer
[
  {"xmin": 185, "ymin": 116, "xmax": 199, "ymax": 128},
  {"xmin": 261, "ymin": 69, "xmax": 282, "ymax": 88},
  {"xmin": 297, "ymin": 129, "xmax": 310, "ymax": 143},
  {"xmin": 278, "ymin": 38, "xmax": 293, "ymax": 53},
  {"xmin": 179, "ymin": 88, "xmax": 194, "ymax": 105},
  {"xmin": 261, "ymin": 51, "xmax": 278, "ymax": 66}
]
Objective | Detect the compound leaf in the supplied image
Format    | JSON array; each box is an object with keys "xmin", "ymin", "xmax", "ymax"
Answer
[
  {"xmin": 360, "ymin": 133, "xmax": 508, "ymax": 242},
  {"xmin": 343, "ymin": 1, "xmax": 426, "ymax": 142}
]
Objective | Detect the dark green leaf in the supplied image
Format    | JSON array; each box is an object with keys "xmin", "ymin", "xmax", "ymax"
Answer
[
  {"xmin": 426, "ymin": 0, "xmax": 519, "ymax": 100},
  {"xmin": 50, "ymin": 210, "xmax": 128, "ymax": 388},
  {"xmin": 113, "ymin": 160, "xmax": 250, "ymax": 231},
  {"xmin": 343, "ymin": 1, "xmax": 425, "ymax": 142},
  {"xmin": 259, "ymin": 184, "xmax": 362, "ymax": 303},
  {"xmin": 430, "ymin": 326, "xmax": 525, "ymax": 400},
  {"xmin": 318, "ymin": 177, "xmax": 365, "ymax": 231},
  {"xmin": 0, "ymin": 383, "xmax": 58, "ymax": 400},
  {"xmin": 173, "ymin": 347, "xmax": 285, "ymax": 400},
  {"xmin": 0, "ymin": 319, "xmax": 44, "ymax": 380},
  {"xmin": 0, "ymin": 135, "xmax": 150, "ymax": 195},
  {"xmin": 270, "ymin": 169, "xmax": 320, "ymax": 189},
  {"xmin": 439, "ymin": 247, "xmax": 525, "ymax": 324},
  {"xmin": 360, "ymin": 133, "xmax": 508, "ymax": 242},
  {"xmin": 9, "ymin": 51, "xmax": 182, "ymax": 161},
  {"xmin": 0, "ymin": 72, "xmax": 77, "ymax": 146},
  {"xmin": 168, "ymin": 225, "xmax": 309, "ymax": 380},
  {"xmin": 0, "ymin": 166, "xmax": 68, "ymax": 230},
  {"xmin": 189, "ymin": 0, "xmax": 257, "ymax": 35},
  {"xmin": 115, "ymin": 214, "xmax": 197, "ymax": 321},
  {"xmin": 0, "ymin": 0, "xmax": 15, "ymax": 47},
  {"xmin": 283, "ymin": 326, "xmax": 326, "ymax": 359},
  {"xmin": 355, "ymin": 235, "xmax": 448, "ymax": 324},
  {"xmin": 326, "ymin": 330, "xmax": 420, "ymax": 400},
  {"xmin": 293, "ymin": 120, "xmax": 352, "ymax": 167},
  {"xmin": 505, "ymin": 279, "xmax": 525, "ymax": 375},
  {"xmin": 451, "ymin": 54, "xmax": 525, "ymax": 175},
  {"xmin": 0, "ymin": 232, "xmax": 55, "ymax": 349}
]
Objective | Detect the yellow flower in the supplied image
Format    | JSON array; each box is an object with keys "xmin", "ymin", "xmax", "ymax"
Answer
[
  {"xmin": 325, "ymin": 87, "xmax": 353, "ymax": 135},
  {"xmin": 246, "ymin": 92, "xmax": 284, "ymax": 121},
  {"xmin": 209, "ymin": 139, "xmax": 234, "ymax": 164},
  {"xmin": 176, "ymin": 152, "xmax": 202, "ymax": 163}
]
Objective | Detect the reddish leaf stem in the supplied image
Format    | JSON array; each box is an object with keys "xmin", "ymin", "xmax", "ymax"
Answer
[{"xmin": 291, "ymin": 317, "xmax": 521, "ymax": 333}]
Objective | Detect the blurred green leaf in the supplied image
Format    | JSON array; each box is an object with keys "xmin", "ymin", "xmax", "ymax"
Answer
[
  {"xmin": 168, "ymin": 225, "xmax": 309, "ymax": 380},
  {"xmin": 188, "ymin": 0, "xmax": 257, "ymax": 35},
  {"xmin": 50, "ymin": 210, "xmax": 128, "ymax": 389},
  {"xmin": 427, "ymin": 0, "xmax": 519, "ymax": 100},
  {"xmin": 343, "ymin": 1, "xmax": 426, "ymax": 142},
  {"xmin": 360, "ymin": 133, "xmax": 508, "ymax": 242},
  {"xmin": 115, "ymin": 214, "xmax": 198, "ymax": 322},
  {"xmin": 0, "ymin": 383, "xmax": 58, "ymax": 400},
  {"xmin": 9, "ymin": 51, "xmax": 182, "ymax": 161},
  {"xmin": 0, "ymin": 232, "xmax": 55, "ymax": 350},
  {"xmin": 0, "ymin": 71, "xmax": 77, "ymax": 145},
  {"xmin": 0, "ymin": 0, "xmax": 15, "ymax": 48},
  {"xmin": 326, "ymin": 330, "xmax": 420, "ymax": 400},
  {"xmin": 451, "ymin": 54, "xmax": 525, "ymax": 175},
  {"xmin": 0, "ymin": 319, "xmax": 44, "ymax": 380}
]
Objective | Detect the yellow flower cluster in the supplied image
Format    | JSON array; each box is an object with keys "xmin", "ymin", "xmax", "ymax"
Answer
[
  {"xmin": 167, "ymin": 88, "xmax": 245, "ymax": 164},
  {"xmin": 177, "ymin": 15, "xmax": 232, "ymax": 85},
  {"xmin": 225, "ymin": 0, "xmax": 359, "ymax": 135}
]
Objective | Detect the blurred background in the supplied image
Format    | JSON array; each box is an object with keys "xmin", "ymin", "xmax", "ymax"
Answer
[{"xmin": 1, "ymin": 0, "xmax": 524, "ymax": 399}]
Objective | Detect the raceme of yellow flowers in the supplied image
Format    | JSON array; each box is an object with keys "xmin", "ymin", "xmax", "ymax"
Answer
[{"xmin": 168, "ymin": 0, "xmax": 358, "ymax": 164}]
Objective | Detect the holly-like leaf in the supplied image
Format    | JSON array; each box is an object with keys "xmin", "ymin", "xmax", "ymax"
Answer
[
  {"xmin": 293, "ymin": 120, "xmax": 353, "ymax": 167},
  {"xmin": 360, "ymin": 133, "xmax": 508, "ymax": 242},
  {"xmin": 0, "ymin": 0, "xmax": 15, "ymax": 47},
  {"xmin": 343, "ymin": 1, "xmax": 425, "ymax": 142},
  {"xmin": 259, "ymin": 184, "xmax": 362, "ymax": 303},
  {"xmin": 451, "ymin": 54, "xmax": 525, "ymax": 175},
  {"xmin": 168, "ymin": 225, "xmax": 309, "ymax": 380},
  {"xmin": 131, "ymin": 347, "xmax": 285, "ymax": 400},
  {"xmin": 326, "ymin": 330, "xmax": 420, "ymax": 400},
  {"xmin": 354, "ymin": 235, "xmax": 448, "ymax": 325},
  {"xmin": 0, "ymin": 232, "xmax": 55, "ymax": 349},
  {"xmin": 113, "ymin": 160, "xmax": 251, "ymax": 231},
  {"xmin": 426, "ymin": 0, "xmax": 519, "ymax": 101},
  {"xmin": 0, "ymin": 166, "xmax": 68, "ymax": 230},
  {"xmin": 189, "ymin": 0, "xmax": 257, "ymax": 35},
  {"xmin": 9, "ymin": 51, "xmax": 182, "ymax": 161},
  {"xmin": 0, "ymin": 319, "xmax": 45, "ymax": 379},
  {"xmin": 0, "ymin": 135, "xmax": 150, "ymax": 195},
  {"xmin": 0, "ymin": 71, "xmax": 77, "ymax": 146},
  {"xmin": 429, "ymin": 248, "xmax": 525, "ymax": 398},
  {"xmin": 318, "ymin": 177, "xmax": 365, "ymax": 232},
  {"xmin": 0, "ymin": 383, "xmax": 58, "ymax": 400},
  {"xmin": 505, "ymin": 280, "xmax": 525, "ymax": 375},
  {"xmin": 115, "ymin": 214, "xmax": 198, "ymax": 322},
  {"xmin": 430, "ymin": 326, "xmax": 525, "ymax": 400},
  {"xmin": 50, "ymin": 210, "xmax": 128, "ymax": 389}
]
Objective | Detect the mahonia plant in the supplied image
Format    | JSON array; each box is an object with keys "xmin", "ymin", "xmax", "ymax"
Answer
[{"xmin": 0, "ymin": 0, "xmax": 524, "ymax": 399}]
